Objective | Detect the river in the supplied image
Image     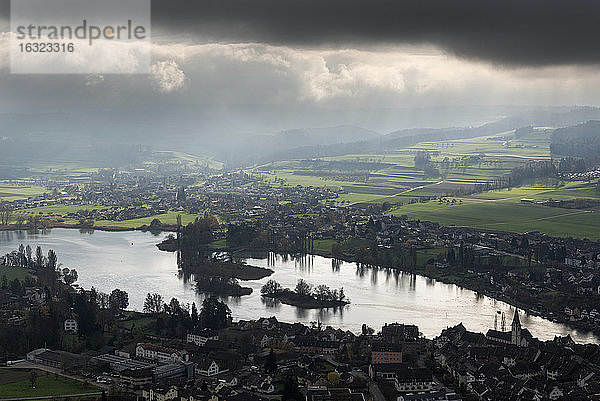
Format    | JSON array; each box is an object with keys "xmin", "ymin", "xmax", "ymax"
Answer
[{"xmin": 0, "ymin": 228, "xmax": 596, "ymax": 343}]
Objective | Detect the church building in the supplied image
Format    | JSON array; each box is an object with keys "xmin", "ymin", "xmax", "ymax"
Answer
[{"xmin": 486, "ymin": 309, "xmax": 533, "ymax": 347}]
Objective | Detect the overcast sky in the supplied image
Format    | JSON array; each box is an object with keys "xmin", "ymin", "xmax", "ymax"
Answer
[{"xmin": 1, "ymin": 0, "xmax": 600, "ymax": 135}]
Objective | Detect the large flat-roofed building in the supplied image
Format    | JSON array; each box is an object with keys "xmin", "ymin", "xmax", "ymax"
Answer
[
  {"xmin": 27, "ymin": 348, "xmax": 86, "ymax": 370},
  {"xmin": 369, "ymin": 363, "xmax": 434, "ymax": 392},
  {"xmin": 90, "ymin": 353, "xmax": 155, "ymax": 372}
]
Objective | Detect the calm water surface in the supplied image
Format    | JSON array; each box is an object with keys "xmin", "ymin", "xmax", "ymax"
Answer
[{"xmin": 0, "ymin": 228, "xmax": 596, "ymax": 343}]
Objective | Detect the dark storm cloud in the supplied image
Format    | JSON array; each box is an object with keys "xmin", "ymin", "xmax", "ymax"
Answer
[
  {"xmin": 1, "ymin": 0, "xmax": 599, "ymax": 65},
  {"xmin": 150, "ymin": 0, "xmax": 600, "ymax": 66}
]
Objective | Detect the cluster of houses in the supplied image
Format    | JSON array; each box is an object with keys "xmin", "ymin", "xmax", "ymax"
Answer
[
  {"xmin": 17, "ymin": 316, "xmax": 466, "ymax": 400},
  {"xmin": 17, "ymin": 306, "xmax": 600, "ymax": 401},
  {"xmin": 435, "ymin": 311, "xmax": 600, "ymax": 400}
]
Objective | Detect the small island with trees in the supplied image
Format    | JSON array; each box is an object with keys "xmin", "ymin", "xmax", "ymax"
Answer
[
  {"xmin": 179, "ymin": 254, "xmax": 273, "ymax": 281},
  {"xmin": 260, "ymin": 278, "xmax": 349, "ymax": 309},
  {"xmin": 157, "ymin": 216, "xmax": 274, "ymax": 296},
  {"xmin": 193, "ymin": 275, "xmax": 253, "ymax": 296}
]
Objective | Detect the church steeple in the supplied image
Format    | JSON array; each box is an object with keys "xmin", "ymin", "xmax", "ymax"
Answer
[
  {"xmin": 511, "ymin": 309, "xmax": 522, "ymax": 346},
  {"xmin": 511, "ymin": 309, "xmax": 521, "ymax": 329}
]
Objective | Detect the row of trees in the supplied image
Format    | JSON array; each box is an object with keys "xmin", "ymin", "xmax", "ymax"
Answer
[
  {"xmin": 143, "ymin": 293, "xmax": 231, "ymax": 331},
  {"xmin": 1, "ymin": 245, "xmax": 65, "ymax": 290},
  {"xmin": 2, "ymin": 244, "xmax": 56, "ymax": 270},
  {"xmin": 2, "ymin": 244, "xmax": 57, "ymax": 269},
  {"xmin": 2, "ymin": 245, "xmax": 83, "ymax": 290},
  {"xmin": 193, "ymin": 276, "xmax": 245, "ymax": 294},
  {"xmin": 227, "ymin": 222, "xmax": 319, "ymax": 254}
]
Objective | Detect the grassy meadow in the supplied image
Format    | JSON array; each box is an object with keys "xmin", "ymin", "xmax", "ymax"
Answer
[
  {"xmin": 254, "ymin": 129, "xmax": 553, "ymax": 206},
  {"xmin": 387, "ymin": 195, "xmax": 600, "ymax": 240},
  {"xmin": 0, "ymin": 182, "xmax": 47, "ymax": 201},
  {"xmin": 0, "ymin": 266, "xmax": 33, "ymax": 282},
  {"xmin": 0, "ymin": 368, "xmax": 100, "ymax": 399}
]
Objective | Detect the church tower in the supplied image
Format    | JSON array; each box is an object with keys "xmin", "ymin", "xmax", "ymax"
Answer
[{"xmin": 511, "ymin": 309, "xmax": 522, "ymax": 346}]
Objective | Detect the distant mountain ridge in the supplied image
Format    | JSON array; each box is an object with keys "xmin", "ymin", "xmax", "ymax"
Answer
[
  {"xmin": 3, "ymin": 106, "xmax": 600, "ymax": 169},
  {"xmin": 229, "ymin": 107, "xmax": 600, "ymax": 166},
  {"xmin": 214, "ymin": 125, "xmax": 380, "ymax": 165}
]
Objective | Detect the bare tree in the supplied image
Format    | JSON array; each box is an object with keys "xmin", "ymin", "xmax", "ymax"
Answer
[
  {"xmin": 143, "ymin": 292, "xmax": 164, "ymax": 314},
  {"xmin": 0, "ymin": 203, "xmax": 12, "ymax": 226},
  {"xmin": 295, "ymin": 279, "xmax": 312, "ymax": 296}
]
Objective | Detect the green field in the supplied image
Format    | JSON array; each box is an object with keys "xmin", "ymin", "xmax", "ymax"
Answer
[
  {"xmin": 470, "ymin": 180, "xmax": 600, "ymax": 202},
  {"xmin": 94, "ymin": 210, "xmax": 211, "ymax": 229},
  {"xmin": 410, "ymin": 129, "xmax": 552, "ymax": 158},
  {"xmin": 0, "ymin": 369, "xmax": 100, "ymax": 399},
  {"xmin": 0, "ymin": 183, "xmax": 47, "ymax": 201},
  {"xmin": 312, "ymin": 239, "xmax": 337, "ymax": 254},
  {"xmin": 388, "ymin": 198, "xmax": 600, "ymax": 240},
  {"xmin": 121, "ymin": 311, "xmax": 155, "ymax": 331},
  {"xmin": 14, "ymin": 204, "xmax": 109, "ymax": 217},
  {"xmin": 255, "ymin": 127, "xmax": 600, "ymax": 240},
  {"xmin": 254, "ymin": 129, "xmax": 553, "ymax": 206},
  {"xmin": 0, "ymin": 266, "xmax": 33, "ymax": 282},
  {"xmin": 10, "ymin": 205, "xmax": 213, "ymax": 230}
]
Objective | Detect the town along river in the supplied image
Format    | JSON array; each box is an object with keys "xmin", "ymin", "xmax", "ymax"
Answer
[{"xmin": 0, "ymin": 228, "xmax": 597, "ymax": 343}]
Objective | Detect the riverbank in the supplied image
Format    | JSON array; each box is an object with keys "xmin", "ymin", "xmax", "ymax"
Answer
[
  {"xmin": 312, "ymin": 249, "xmax": 600, "ymax": 339},
  {"xmin": 0, "ymin": 221, "xmax": 178, "ymax": 233},
  {"xmin": 408, "ymin": 265, "xmax": 600, "ymax": 338},
  {"xmin": 210, "ymin": 244, "xmax": 600, "ymax": 339}
]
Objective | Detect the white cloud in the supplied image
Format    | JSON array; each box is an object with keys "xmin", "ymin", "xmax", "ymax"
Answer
[
  {"xmin": 144, "ymin": 42, "xmax": 600, "ymax": 107},
  {"xmin": 1, "ymin": 34, "xmax": 600, "ymax": 111}
]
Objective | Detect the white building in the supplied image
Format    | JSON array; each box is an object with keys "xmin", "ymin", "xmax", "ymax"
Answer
[
  {"xmin": 135, "ymin": 343, "xmax": 189, "ymax": 363},
  {"xmin": 186, "ymin": 329, "xmax": 218, "ymax": 346},
  {"xmin": 196, "ymin": 360, "xmax": 226, "ymax": 377}
]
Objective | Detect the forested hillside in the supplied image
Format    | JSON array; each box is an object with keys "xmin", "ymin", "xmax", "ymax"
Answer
[{"xmin": 551, "ymin": 120, "xmax": 600, "ymax": 162}]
